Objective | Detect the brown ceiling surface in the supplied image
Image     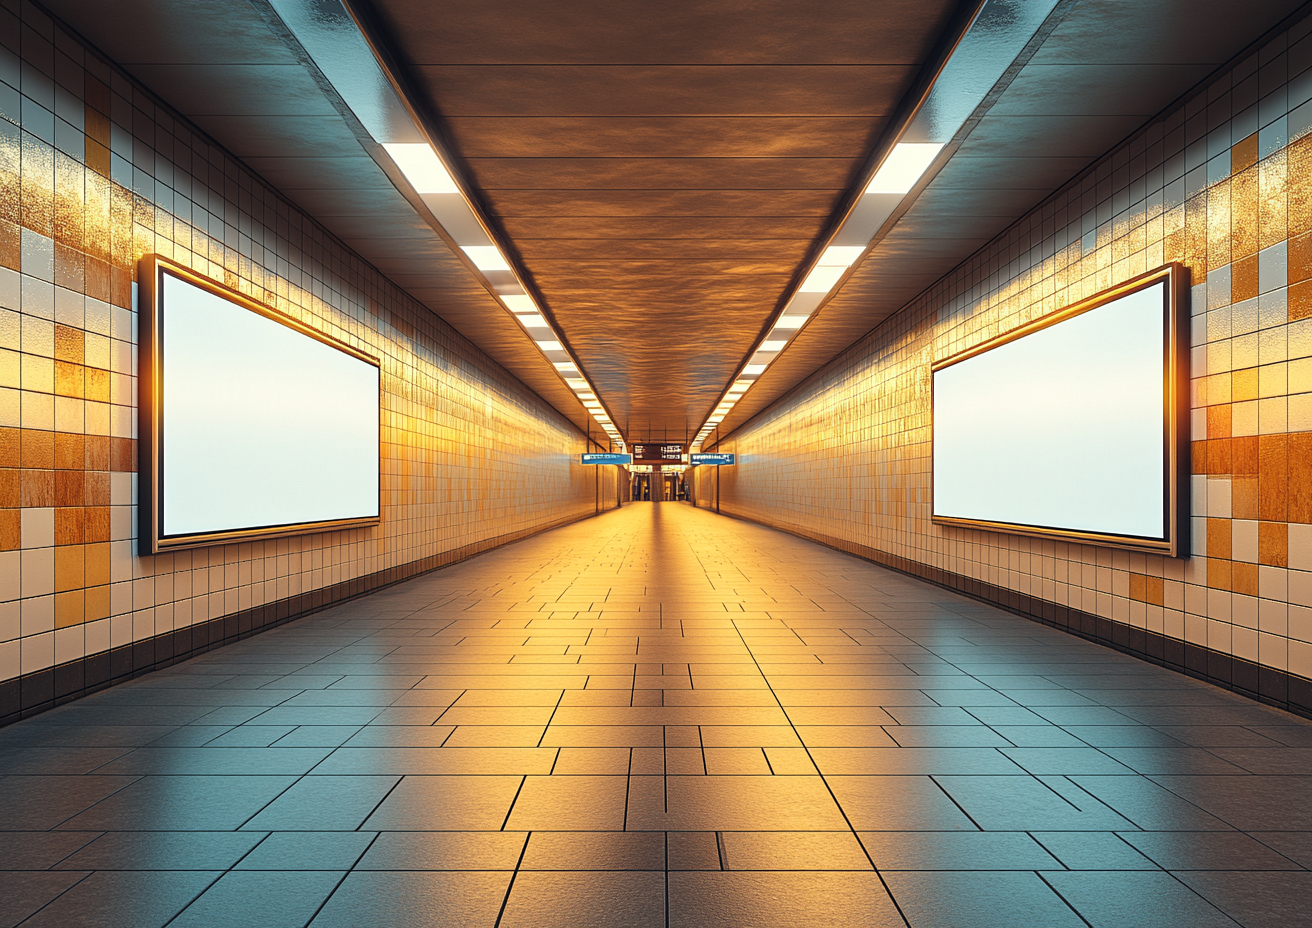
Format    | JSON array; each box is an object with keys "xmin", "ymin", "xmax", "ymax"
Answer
[{"xmin": 367, "ymin": 0, "xmax": 963, "ymax": 442}]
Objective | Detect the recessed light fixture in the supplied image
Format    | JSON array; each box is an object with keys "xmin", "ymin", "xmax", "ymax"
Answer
[
  {"xmin": 760, "ymin": 340, "xmax": 787, "ymax": 352},
  {"xmin": 502, "ymin": 294, "xmax": 536, "ymax": 314},
  {"xmin": 773, "ymin": 316, "xmax": 807, "ymax": 329},
  {"xmin": 536, "ymin": 340, "xmax": 563, "ymax": 351},
  {"xmin": 382, "ymin": 143, "xmax": 458, "ymax": 194},
  {"xmin": 819, "ymin": 245, "xmax": 865, "ymax": 266},
  {"xmin": 799, "ymin": 265, "xmax": 846, "ymax": 294},
  {"xmin": 865, "ymin": 143, "xmax": 944, "ymax": 195},
  {"xmin": 462, "ymin": 246, "xmax": 511, "ymax": 272},
  {"xmin": 516, "ymin": 314, "xmax": 550, "ymax": 329}
]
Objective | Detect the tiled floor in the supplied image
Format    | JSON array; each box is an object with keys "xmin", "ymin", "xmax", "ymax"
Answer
[{"xmin": 2, "ymin": 502, "xmax": 1312, "ymax": 927}]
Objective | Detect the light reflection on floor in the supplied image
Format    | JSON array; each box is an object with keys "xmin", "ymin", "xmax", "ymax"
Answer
[{"xmin": 1, "ymin": 502, "xmax": 1310, "ymax": 927}]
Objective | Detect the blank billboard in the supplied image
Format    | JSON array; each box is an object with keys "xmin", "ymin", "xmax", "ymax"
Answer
[
  {"xmin": 932, "ymin": 265, "xmax": 1187, "ymax": 555},
  {"xmin": 139, "ymin": 258, "xmax": 380, "ymax": 553}
]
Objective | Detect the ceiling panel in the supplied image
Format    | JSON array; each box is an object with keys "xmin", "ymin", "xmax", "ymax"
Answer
[{"xmin": 372, "ymin": 0, "xmax": 963, "ymax": 438}]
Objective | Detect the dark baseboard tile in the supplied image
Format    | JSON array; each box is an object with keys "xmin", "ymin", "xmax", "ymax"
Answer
[
  {"xmin": 0, "ymin": 510, "xmax": 598, "ymax": 727},
  {"xmin": 720, "ymin": 509, "xmax": 1312, "ymax": 723}
]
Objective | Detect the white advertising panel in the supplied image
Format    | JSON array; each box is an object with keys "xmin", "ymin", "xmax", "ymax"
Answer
[
  {"xmin": 932, "ymin": 267, "xmax": 1186, "ymax": 554},
  {"xmin": 141, "ymin": 259, "xmax": 380, "ymax": 552}
]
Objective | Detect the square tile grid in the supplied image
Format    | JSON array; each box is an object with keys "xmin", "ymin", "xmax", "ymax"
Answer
[{"xmin": 1, "ymin": 503, "xmax": 1309, "ymax": 927}]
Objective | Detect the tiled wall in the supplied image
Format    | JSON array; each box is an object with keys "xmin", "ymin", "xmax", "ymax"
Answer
[
  {"xmin": 704, "ymin": 15, "xmax": 1312, "ymax": 711},
  {"xmin": 0, "ymin": 0, "xmax": 609, "ymax": 715}
]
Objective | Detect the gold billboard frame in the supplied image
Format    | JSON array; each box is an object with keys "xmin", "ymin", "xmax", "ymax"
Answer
[
  {"xmin": 930, "ymin": 263, "xmax": 1190, "ymax": 557},
  {"xmin": 137, "ymin": 255, "xmax": 382, "ymax": 555}
]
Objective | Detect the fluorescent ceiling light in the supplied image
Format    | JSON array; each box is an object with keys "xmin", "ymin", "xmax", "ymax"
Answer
[
  {"xmin": 743, "ymin": 364, "xmax": 767, "ymax": 376},
  {"xmin": 503, "ymin": 294, "xmax": 536, "ymax": 314},
  {"xmin": 708, "ymin": 416, "xmax": 724, "ymax": 423},
  {"xmin": 818, "ymin": 245, "xmax": 865, "ymax": 267},
  {"xmin": 553, "ymin": 362, "xmax": 578, "ymax": 373},
  {"xmin": 799, "ymin": 265, "xmax": 846, "ymax": 294},
  {"xmin": 866, "ymin": 143, "xmax": 943, "ymax": 195},
  {"xmin": 462, "ymin": 246, "xmax": 511, "ymax": 272},
  {"xmin": 382, "ymin": 143, "xmax": 458, "ymax": 194},
  {"xmin": 761, "ymin": 340, "xmax": 787, "ymax": 352},
  {"xmin": 565, "ymin": 378, "xmax": 588, "ymax": 388},
  {"xmin": 516, "ymin": 314, "xmax": 550, "ymax": 329},
  {"xmin": 774, "ymin": 316, "xmax": 808, "ymax": 329},
  {"xmin": 535, "ymin": 340, "xmax": 563, "ymax": 351}
]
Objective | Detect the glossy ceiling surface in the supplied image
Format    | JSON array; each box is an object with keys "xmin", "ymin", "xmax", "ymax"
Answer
[
  {"xmin": 363, "ymin": 0, "xmax": 961, "ymax": 440},
  {"xmin": 40, "ymin": 0, "xmax": 1312, "ymax": 446}
]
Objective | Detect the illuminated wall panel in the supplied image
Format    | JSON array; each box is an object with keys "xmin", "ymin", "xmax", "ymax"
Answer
[
  {"xmin": 932, "ymin": 269, "xmax": 1186, "ymax": 554},
  {"xmin": 140, "ymin": 260, "xmax": 381, "ymax": 552}
]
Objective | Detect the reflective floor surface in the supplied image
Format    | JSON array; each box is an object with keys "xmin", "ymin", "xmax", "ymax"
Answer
[{"xmin": 2, "ymin": 502, "xmax": 1311, "ymax": 927}]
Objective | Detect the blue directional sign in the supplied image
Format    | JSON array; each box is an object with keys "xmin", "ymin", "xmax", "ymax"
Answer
[
  {"xmin": 690, "ymin": 453, "xmax": 735, "ymax": 466},
  {"xmin": 581, "ymin": 453, "xmax": 632, "ymax": 465}
]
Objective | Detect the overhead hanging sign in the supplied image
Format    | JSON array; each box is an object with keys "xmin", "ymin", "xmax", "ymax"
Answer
[
  {"xmin": 581, "ymin": 453, "xmax": 632, "ymax": 465},
  {"xmin": 631, "ymin": 443, "xmax": 685, "ymax": 463},
  {"xmin": 691, "ymin": 453, "xmax": 735, "ymax": 466}
]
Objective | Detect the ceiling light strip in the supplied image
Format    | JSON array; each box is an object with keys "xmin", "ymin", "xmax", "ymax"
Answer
[
  {"xmin": 266, "ymin": 0, "xmax": 625, "ymax": 449},
  {"xmin": 691, "ymin": 0, "xmax": 1063, "ymax": 452}
]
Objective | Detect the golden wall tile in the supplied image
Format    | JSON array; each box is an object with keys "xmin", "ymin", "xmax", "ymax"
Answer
[
  {"xmin": 54, "ymin": 544, "xmax": 84, "ymax": 592},
  {"xmin": 0, "ymin": 509, "xmax": 18, "ymax": 551},
  {"xmin": 21, "ymin": 430, "xmax": 53, "ymax": 469},
  {"xmin": 1259, "ymin": 150, "xmax": 1288, "ymax": 251},
  {"xmin": 1259, "ymin": 434, "xmax": 1288, "ymax": 522},
  {"xmin": 84, "ymin": 505, "xmax": 110, "ymax": 544},
  {"xmin": 1208, "ymin": 178, "xmax": 1231, "ymax": 272},
  {"xmin": 20, "ymin": 133, "xmax": 53, "ymax": 238},
  {"xmin": 0, "ymin": 218, "xmax": 17, "ymax": 271},
  {"xmin": 1232, "ymin": 132, "xmax": 1259, "ymax": 174},
  {"xmin": 1231, "ymin": 166, "xmax": 1259, "ymax": 260},
  {"xmin": 1288, "ymin": 134, "xmax": 1312, "ymax": 237},
  {"xmin": 54, "ymin": 470, "xmax": 83, "ymax": 507},
  {"xmin": 0, "ymin": 468, "xmax": 18, "ymax": 508},
  {"xmin": 1259, "ymin": 521, "xmax": 1288, "ymax": 567},
  {"xmin": 1232, "ymin": 476, "xmax": 1260, "ymax": 521},
  {"xmin": 1208, "ymin": 558, "xmax": 1232, "ymax": 591},
  {"xmin": 84, "ymin": 584, "xmax": 110, "ymax": 623},
  {"xmin": 1232, "ymin": 561, "xmax": 1259, "ymax": 596},
  {"xmin": 1288, "ymin": 432, "xmax": 1312, "ymax": 523},
  {"xmin": 1207, "ymin": 437, "xmax": 1231, "ymax": 475},
  {"xmin": 1232, "ymin": 254, "xmax": 1258, "ymax": 302},
  {"xmin": 1290, "ymin": 279, "xmax": 1312, "ymax": 321},
  {"xmin": 1232, "ymin": 436, "xmax": 1259, "ymax": 476},
  {"xmin": 1207, "ymin": 518, "xmax": 1232, "ymax": 559},
  {"xmin": 54, "ymin": 590, "xmax": 84, "ymax": 629}
]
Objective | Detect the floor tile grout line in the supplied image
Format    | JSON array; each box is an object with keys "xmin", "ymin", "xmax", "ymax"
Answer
[
  {"xmin": 924, "ymin": 775, "xmax": 984, "ymax": 831},
  {"xmin": 353, "ymin": 775, "xmax": 406, "ymax": 833},
  {"xmin": 491, "ymin": 831, "xmax": 532, "ymax": 928},
  {"xmin": 500, "ymin": 775, "xmax": 528, "ymax": 832},
  {"xmin": 11, "ymin": 869, "xmax": 96, "ymax": 927},
  {"xmin": 1033, "ymin": 871, "xmax": 1096, "ymax": 928},
  {"xmin": 725, "ymin": 617, "xmax": 913, "ymax": 928},
  {"xmin": 152, "ymin": 872, "xmax": 227, "ymax": 928}
]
